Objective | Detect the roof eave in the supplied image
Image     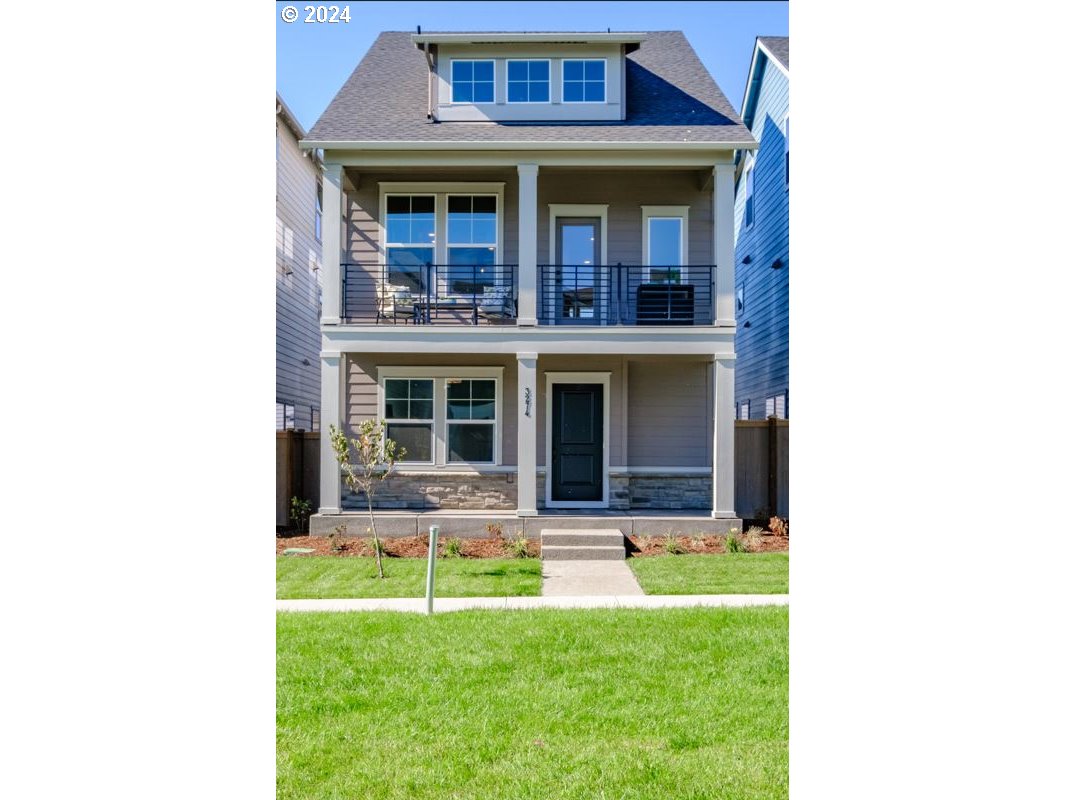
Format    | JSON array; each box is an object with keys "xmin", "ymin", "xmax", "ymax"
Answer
[
  {"xmin": 411, "ymin": 32, "xmax": 647, "ymax": 45},
  {"xmin": 298, "ymin": 139, "xmax": 756, "ymax": 151}
]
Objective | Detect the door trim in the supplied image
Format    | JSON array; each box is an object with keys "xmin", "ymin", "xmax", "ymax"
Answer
[
  {"xmin": 544, "ymin": 371, "xmax": 611, "ymax": 509},
  {"xmin": 547, "ymin": 204, "xmax": 608, "ymax": 266}
]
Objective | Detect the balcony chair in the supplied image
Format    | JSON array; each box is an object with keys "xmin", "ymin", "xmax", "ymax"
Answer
[
  {"xmin": 475, "ymin": 286, "xmax": 517, "ymax": 322},
  {"xmin": 376, "ymin": 283, "xmax": 416, "ymax": 324}
]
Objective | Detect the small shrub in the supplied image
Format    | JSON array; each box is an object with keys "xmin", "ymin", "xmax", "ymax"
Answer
[
  {"xmin": 691, "ymin": 534, "xmax": 710, "ymax": 550},
  {"xmin": 486, "ymin": 522, "xmax": 504, "ymax": 540},
  {"xmin": 725, "ymin": 528, "xmax": 743, "ymax": 554},
  {"xmin": 442, "ymin": 537, "xmax": 463, "ymax": 558},
  {"xmin": 634, "ymin": 535, "xmax": 653, "ymax": 553},
  {"xmin": 505, "ymin": 535, "xmax": 531, "ymax": 559},
  {"xmin": 746, "ymin": 525, "xmax": 764, "ymax": 535},
  {"xmin": 289, "ymin": 496, "xmax": 312, "ymax": 534},
  {"xmin": 769, "ymin": 516, "xmax": 789, "ymax": 537},
  {"xmin": 663, "ymin": 533, "xmax": 685, "ymax": 555},
  {"xmin": 328, "ymin": 524, "xmax": 348, "ymax": 553},
  {"xmin": 743, "ymin": 531, "xmax": 762, "ymax": 553}
]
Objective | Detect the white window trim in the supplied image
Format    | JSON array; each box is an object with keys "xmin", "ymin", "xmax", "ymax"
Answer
[
  {"xmin": 505, "ymin": 58, "xmax": 551, "ymax": 104},
  {"xmin": 547, "ymin": 204, "xmax": 608, "ymax": 266},
  {"xmin": 737, "ymin": 281, "xmax": 745, "ymax": 316},
  {"xmin": 641, "ymin": 205, "xmax": 689, "ymax": 283},
  {"xmin": 544, "ymin": 371, "xmax": 611, "ymax": 509},
  {"xmin": 449, "ymin": 59, "xmax": 496, "ymax": 105},
  {"xmin": 376, "ymin": 366, "xmax": 504, "ymax": 469},
  {"xmin": 744, "ymin": 158, "xmax": 755, "ymax": 228},
  {"xmin": 560, "ymin": 58, "xmax": 608, "ymax": 104},
  {"xmin": 783, "ymin": 113, "xmax": 789, "ymax": 189}
]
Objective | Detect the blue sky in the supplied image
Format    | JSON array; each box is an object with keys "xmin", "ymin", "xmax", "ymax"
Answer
[{"xmin": 277, "ymin": 1, "xmax": 788, "ymax": 131}]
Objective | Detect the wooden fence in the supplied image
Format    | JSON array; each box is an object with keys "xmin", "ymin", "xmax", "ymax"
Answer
[
  {"xmin": 734, "ymin": 419, "xmax": 789, "ymax": 519},
  {"xmin": 276, "ymin": 431, "xmax": 319, "ymax": 528}
]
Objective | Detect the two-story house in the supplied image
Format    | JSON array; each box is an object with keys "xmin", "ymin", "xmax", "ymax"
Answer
[
  {"xmin": 734, "ymin": 37, "xmax": 789, "ymax": 421},
  {"xmin": 302, "ymin": 30, "xmax": 756, "ymax": 536},
  {"xmin": 276, "ymin": 93, "xmax": 324, "ymax": 432}
]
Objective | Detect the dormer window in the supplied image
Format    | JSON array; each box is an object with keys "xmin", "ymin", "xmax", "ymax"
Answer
[
  {"xmin": 562, "ymin": 59, "xmax": 606, "ymax": 103},
  {"xmin": 506, "ymin": 60, "xmax": 550, "ymax": 103},
  {"xmin": 451, "ymin": 60, "xmax": 494, "ymax": 103}
]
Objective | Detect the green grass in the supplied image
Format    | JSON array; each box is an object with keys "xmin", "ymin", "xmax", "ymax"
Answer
[
  {"xmin": 276, "ymin": 556, "xmax": 541, "ymax": 599},
  {"xmin": 629, "ymin": 553, "xmax": 789, "ymax": 595},
  {"xmin": 277, "ymin": 607, "xmax": 788, "ymax": 799}
]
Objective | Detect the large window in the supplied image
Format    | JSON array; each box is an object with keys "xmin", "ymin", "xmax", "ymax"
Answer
[
  {"xmin": 445, "ymin": 379, "xmax": 497, "ymax": 464},
  {"xmin": 384, "ymin": 195, "xmax": 435, "ymax": 293},
  {"xmin": 562, "ymin": 59, "xmax": 605, "ymax": 102},
  {"xmin": 447, "ymin": 195, "xmax": 497, "ymax": 293},
  {"xmin": 451, "ymin": 60, "xmax": 494, "ymax": 103},
  {"xmin": 507, "ymin": 60, "xmax": 549, "ymax": 103},
  {"xmin": 383, "ymin": 379, "xmax": 434, "ymax": 463}
]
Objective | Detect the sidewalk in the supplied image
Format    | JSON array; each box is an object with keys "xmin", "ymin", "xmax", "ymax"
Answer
[{"xmin": 276, "ymin": 594, "xmax": 789, "ymax": 613}]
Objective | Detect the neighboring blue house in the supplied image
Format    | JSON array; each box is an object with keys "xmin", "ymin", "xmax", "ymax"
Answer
[{"xmin": 734, "ymin": 36, "xmax": 788, "ymax": 421}]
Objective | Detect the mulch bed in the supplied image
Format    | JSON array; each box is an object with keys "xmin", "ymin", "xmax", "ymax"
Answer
[
  {"xmin": 277, "ymin": 533, "xmax": 540, "ymax": 559},
  {"xmin": 626, "ymin": 532, "xmax": 789, "ymax": 557}
]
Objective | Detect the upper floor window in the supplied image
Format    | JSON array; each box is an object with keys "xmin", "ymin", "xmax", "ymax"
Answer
[
  {"xmin": 562, "ymin": 59, "xmax": 605, "ymax": 103},
  {"xmin": 447, "ymin": 195, "xmax": 497, "ymax": 292},
  {"xmin": 451, "ymin": 60, "xmax": 494, "ymax": 103},
  {"xmin": 784, "ymin": 115, "xmax": 790, "ymax": 187},
  {"xmin": 506, "ymin": 60, "xmax": 550, "ymax": 103},
  {"xmin": 315, "ymin": 178, "xmax": 323, "ymax": 241},
  {"xmin": 384, "ymin": 195, "xmax": 435, "ymax": 293},
  {"xmin": 737, "ymin": 282, "xmax": 745, "ymax": 316},
  {"xmin": 744, "ymin": 161, "xmax": 755, "ymax": 227},
  {"xmin": 643, "ymin": 206, "xmax": 688, "ymax": 283}
]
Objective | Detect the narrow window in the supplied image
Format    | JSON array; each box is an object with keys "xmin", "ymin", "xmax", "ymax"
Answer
[
  {"xmin": 446, "ymin": 195, "xmax": 497, "ymax": 293},
  {"xmin": 647, "ymin": 217, "xmax": 684, "ymax": 283},
  {"xmin": 383, "ymin": 379, "xmax": 435, "ymax": 463},
  {"xmin": 446, "ymin": 378, "xmax": 497, "ymax": 464},
  {"xmin": 384, "ymin": 195, "xmax": 435, "ymax": 294},
  {"xmin": 315, "ymin": 178, "xmax": 323, "ymax": 242},
  {"xmin": 745, "ymin": 161, "xmax": 755, "ymax": 227},
  {"xmin": 737, "ymin": 282, "xmax": 745, "ymax": 316},
  {"xmin": 765, "ymin": 394, "xmax": 786, "ymax": 419},
  {"xmin": 451, "ymin": 60, "xmax": 494, "ymax": 103},
  {"xmin": 507, "ymin": 60, "xmax": 550, "ymax": 103},
  {"xmin": 740, "ymin": 401, "xmax": 750, "ymax": 421},
  {"xmin": 310, "ymin": 408, "xmax": 319, "ymax": 432},
  {"xmin": 562, "ymin": 59, "xmax": 606, "ymax": 102},
  {"xmin": 785, "ymin": 116, "xmax": 789, "ymax": 187}
]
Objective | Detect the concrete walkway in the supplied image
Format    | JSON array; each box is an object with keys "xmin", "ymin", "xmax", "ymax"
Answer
[
  {"xmin": 277, "ymin": 595, "xmax": 788, "ymax": 613},
  {"xmin": 541, "ymin": 559, "xmax": 644, "ymax": 596}
]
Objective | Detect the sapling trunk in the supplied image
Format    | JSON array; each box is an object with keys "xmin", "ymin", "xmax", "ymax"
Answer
[{"xmin": 366, "ymin": 491, "xmax": 384, "ymax": 579}]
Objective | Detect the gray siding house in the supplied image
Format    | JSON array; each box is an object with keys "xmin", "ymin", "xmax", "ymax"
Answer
[
  {"xmin": 276, "ymin": 93, "xmax": 323, "ymax": 431},
  {"xmin": 302, "ymin": 31, "xmax": 756, "ymax": 534},
  {"xmin": 734, "ymin": 37, "xmax": 789, "ymax": 421}
]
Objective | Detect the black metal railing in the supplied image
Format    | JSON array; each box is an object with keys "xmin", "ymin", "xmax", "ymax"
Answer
[
  {"xmin": 342, "ymin": 263, "xmax": 518, "ymax": 325},
  {"xmin": 536, "ymin": 264, "xmax": 716, "ymax": 326}
]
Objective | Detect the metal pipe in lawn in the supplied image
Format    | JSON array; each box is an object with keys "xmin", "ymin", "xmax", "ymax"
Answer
[{"xmin": 426, "ymin": 525, "xmax": 439, "ymax": 615}]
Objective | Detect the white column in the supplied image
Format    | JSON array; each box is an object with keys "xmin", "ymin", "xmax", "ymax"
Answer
[
  {"xmin": 321, "ymin": 163, "xmax": 344, "ymax": 325},
  {"xmin": 713, "ymin": 163, "xmax": 736, "ymax": 327},
  {"xmin": 319, "ymin": 353, "xmax": 344, "ymax": 514},
  {"xmin": 516, "ymin": 164, "xmax": 539, "ymax": 326},
  {"xmin": 711, "ymin": 355, "xmax": 738, "ymax": 519},
  {"xmin": 516, "ymin": 352, "xmax": 538, "ymax": 516}
]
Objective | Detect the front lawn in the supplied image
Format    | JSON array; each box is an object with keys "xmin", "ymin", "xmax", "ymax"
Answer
[
  {"xmin": 277, "ymin": 607, "xmax": 788, "ymax": 799},
  {"xmin": 629, "ymin": 553, "xmax": 789, "ymax": 595},
  {"xmin": 277, "ymin": 556, "xmax": 541, "ymax": 599}
]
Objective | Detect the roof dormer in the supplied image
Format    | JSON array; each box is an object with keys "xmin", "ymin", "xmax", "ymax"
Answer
[{"xmin": 412, "ymin": 32, "xmax": 646, "ymax": 123}]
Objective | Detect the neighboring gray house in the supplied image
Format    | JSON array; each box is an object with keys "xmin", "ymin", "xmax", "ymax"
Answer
[
  {"xmin": 302, "ymin": 31, "xmax": 756, "ymax": 533},
  {"xmin": 734, "ymin": 37, "xmax": 788, "ymax": 421},
  {"xmin": 276, "ymin": 93, "xmax": 323, "ymax": 431}
]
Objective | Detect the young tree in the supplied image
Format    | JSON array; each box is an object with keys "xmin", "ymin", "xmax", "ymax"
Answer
[{"xmin": 329, "ymin": 420, "xmax": 405, "ymax": 579}]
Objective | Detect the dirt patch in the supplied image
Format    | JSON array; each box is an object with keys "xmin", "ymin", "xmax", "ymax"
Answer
[
  {"xmin": 626, "ymin": 532, "xmax": 789, "ymax": 557},
  {"xmin": 276, "ymin": 533, "xmax": 540, "ymax": 559}
]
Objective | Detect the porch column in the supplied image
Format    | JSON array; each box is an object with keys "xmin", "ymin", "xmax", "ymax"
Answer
[
  {"xmin": 321, "ymin": 163, "xmax": 344, "ymax": 325},
  {"xmin": 516, "ymin": 163, "xmax": 539, "ymax": 326},
  {"xmin": 318, "ymin": 352, "xmax": 344, "ymax": 514},
  {"xmin": 711, "ymin": 354, "xmax": 738, "ymax": 519},
  {"xmin": 516, "ymin": 352, "xmax": 538, "ymax": 516},
  {"xmin": 713, "ymin": 163, "xmax": 736, "ymax": 327}
]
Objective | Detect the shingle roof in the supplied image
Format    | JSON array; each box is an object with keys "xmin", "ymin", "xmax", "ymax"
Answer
[
  {"xmin": 758, "ymin": 36, "xmax": 789, "ymax": 71},
  {"xmin": 304, "ymin": 31, "xmax": 755, "ymax": 147}
]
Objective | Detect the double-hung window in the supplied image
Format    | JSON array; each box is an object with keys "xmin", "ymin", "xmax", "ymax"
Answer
[
  {"xmin": 446, "ymin": 195, "xmax": 497, "ymax": 293},
  {"xmin": 451, "ymin": 60, "xmax": 494, "ymax": 103},
  {"xmin": 507, "ymin": 60, "xmax": 549, "ymax": 102},
  {"xmin": 744, "ymin": 161, "xmax": 755, "ymax": 227},
  {"xmin": 383, "ymin": 379, "xmax": 435, "ymax": 463},
  {"xmin": 384, "ymin": 195, "xmax": 435, "ymax": 294},
  {"xmin": 445, "ymin": 379, "xmax": 497, "ymax": 464},
  {"xmin": 562, "ymin": 59, "xmax": 605, "ymax": 102}
]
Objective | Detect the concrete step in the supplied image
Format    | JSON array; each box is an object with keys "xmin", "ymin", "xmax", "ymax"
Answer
[
  {"xmin": 541, "ymin": 544, "xmax": 626, "ymax": 561},
  {"xmin": 540, "ymin": 528, "xmax": 624, "ymax": 547}
]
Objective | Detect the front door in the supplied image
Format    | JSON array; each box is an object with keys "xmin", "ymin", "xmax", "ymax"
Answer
[
  {"xmin": 551, "ymin": 383, "xmax": 604, "ymax": 503},
  {"xmin": 555, "ymin": 218, "xmax": 602, "ymax": 323}
]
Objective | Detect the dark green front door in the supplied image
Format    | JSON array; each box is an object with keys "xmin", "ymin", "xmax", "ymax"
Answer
[{"xmin": 551, "ymin": 383, "xmax": 604, "ymax": 503}]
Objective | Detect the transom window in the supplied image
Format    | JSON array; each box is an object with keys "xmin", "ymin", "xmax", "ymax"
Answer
[
  {"xmin": 446, "ymin": 379, "xmax": 497, "ymax": 464},
  {"xmin": 447, "ymin": 195, "xmax": 497, "ymax": 293},
  {"xmin": 562, "ymin": 59, "xmax": 605, "ymax": 103},
  {"xmin": 384, "ymin": 195, "xmax": 435, "ymax": 293},
  {"xmin": 451, "ymin": 60, "xmax": 494, "ymax": 103},
  {"xmin": 383, "ymin": 379, "xmax": 434, "ymax": 463},
  {"xmin": 507, "ymin": 60, "xmax": 550, "ymax": 103}
]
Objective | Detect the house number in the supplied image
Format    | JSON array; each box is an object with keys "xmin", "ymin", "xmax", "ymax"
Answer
[{"xmin": 524, "ymin": 388, "xmax": 532, "ymax": 417}]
